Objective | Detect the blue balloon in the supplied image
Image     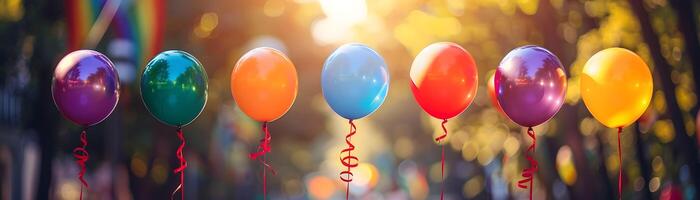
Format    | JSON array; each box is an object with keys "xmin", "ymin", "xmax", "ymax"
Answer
[{"xmin": 322, "ymin": 44, "xmax": 389, "ymax": 120}]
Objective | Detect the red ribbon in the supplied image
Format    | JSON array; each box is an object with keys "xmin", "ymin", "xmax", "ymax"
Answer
[
  {"xmin": 518, "ymin": 127, "xmax": 538, "ymax": 200},
  {"xmin": 249, "ymin": 122, "xmax": 276, "ymax": 200},
  {"xmin": 434, "ymin": 119, "xmax": 448, "ymax": 200},
  {"xmin": 340, "ymin": 120, "xmax": 358, "ymax": 200},
  {"xmin": 172, "ymin": 128, "xmax": 187, "ymax": 200},
  {"xmin": 617, "ymin": 127, "xmax": 623, "ymax": 200},
  {"xmin": 73, "ymin": 129, "xmax": 89, "ymax": 200}
]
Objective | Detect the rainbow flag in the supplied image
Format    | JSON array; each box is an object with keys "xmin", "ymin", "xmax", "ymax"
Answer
[
  {"xmin": 113, "ymin": 0, "xmax": 165, "ymax": 67},
  {"xmin": 64, "ymin": 0, "xmax": 164, "ymax": 67},
  {"xmin": 64, "ymin": 0, "xmax": 104, "ymax": 50}
]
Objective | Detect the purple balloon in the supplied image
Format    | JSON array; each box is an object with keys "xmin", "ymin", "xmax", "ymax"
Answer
[
  {"xmin": 495, "ymin": 46, "xmax": 567, "ymax": 127},
  {"xmin": 52, "ymin": 50, "xmax": 120, "ymax": 126}
]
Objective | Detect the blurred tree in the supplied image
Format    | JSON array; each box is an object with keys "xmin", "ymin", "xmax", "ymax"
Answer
[
  {"xmin": 19, "ymin": 0, "xmax": 64, "ymax": 199},
  {"xmin": 629, "ymin": 0, "xmax": 700, "ymax": 194},
  {"xmin": 634, "ymin": 122, "xmax": 653, "ymax": 198},
  {"xmin": 668, "ymin": 0, "xmax": 700, "ymax": 102}
]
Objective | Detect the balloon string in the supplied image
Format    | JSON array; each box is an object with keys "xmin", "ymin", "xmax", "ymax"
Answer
[
  {"xmin": 340, "ymin": 120, "xmax": 358, "ymax": 200},
  {"xmin": 249, "ymin": 122, "xmax": 276, "ymax": 200},
  {"xmin": 73, "ymin": 128, "xmax": 89, "ymax": 200},
  {"xmin": 434, "ymin": 119, "xmax": 448, "ymax": 200},
  {"xmin": 617, "ymin": 127, "xmax": 623, "ymax": 200},
  {"xmin": 517, "ymin": 127, "xmax": 538, "ymax": 200},
  {"xmin": 171, "ymin": 128, "xmax": 187, "ymax": 200}
]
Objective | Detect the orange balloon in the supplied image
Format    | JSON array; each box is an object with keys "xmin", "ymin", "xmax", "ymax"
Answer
[
  {"xmin": 410, "ymin": 42, "xmax": 478, "ymax": 119},
  {"xmin": 231, "ymin": 47, "xmax": 298, "ymax": 122},
  {"xmin": 487, "ymin": 73, "xmax": 505, "ymax": 116},
  {"xmin": 581, "ymin": 48, "xmax": 653, "ymax": 128}
]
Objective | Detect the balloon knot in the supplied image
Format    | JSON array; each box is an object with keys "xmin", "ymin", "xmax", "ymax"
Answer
[
  {"xmin": 171, "ymin": 128, "xmax": 187, "ymax": 200},
  {"xmin": 518, "ymin": 127, "xmax": 538, "ymax": 200},
  {"xmin": 435, "ymin": 119, "xmax": 448, "ymax": 142},
  {"xmin": 249, "ymin": 122, "xmax": 276, "ymax": 174},
  {"xmin": 437, "ymin": 119, "xmax": 448, "ymax": 200},
  {"xmin": 617, "ymin": 127, "xmax": 623, "ymax": 200},
  {"xmin": 73, "ymin": 129, "xmax": 89, "ymax": 200},
  {"xmin": 249, "ymin": 122, "xmax": 276, "ymax": 200},
  {"xmin": 340, "ymin": 120, "xmax": 359, "ymax": 200}
]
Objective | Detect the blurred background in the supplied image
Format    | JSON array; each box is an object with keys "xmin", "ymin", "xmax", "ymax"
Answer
[{"xmin": 0, "ymin": 0, "xmax": 699, "ymax": 199}]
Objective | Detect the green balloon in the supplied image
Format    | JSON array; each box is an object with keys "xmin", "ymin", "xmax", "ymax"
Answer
[{"xmin": 140, "ymin": 50, "xmax": 208, "ymax": 127}]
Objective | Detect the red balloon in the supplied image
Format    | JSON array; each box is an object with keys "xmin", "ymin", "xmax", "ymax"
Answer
[
  {"xmin": 487, "ymin": 73, "xmax": 506, "ymax": 116},
  {"xmin": 410, "ymin": 42, "xmax": 478, "ymax": 119}
]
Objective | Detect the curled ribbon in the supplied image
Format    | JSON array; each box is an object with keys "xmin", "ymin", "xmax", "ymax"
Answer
[
  {"xmin": 340, "ymin": 120, "xmax": 358, "ymax": 200},
  {"xmin": 172, "ymin": 128, "xmax": 187, "ymax": 200},
  {"xmin": 73, "ymin": 129, "xmax": 89, "ymax": 200},
  {"xmin": 617, "ymin": 127, "xmax": 623, "ymax": 200},
  {"xmin": 517, "ymin": 127, "xmax": 538, "ymax": 200},
  {"xmin": 249, "ymin": 122, "xmax": 276, "ymax": 200},
  {"xmin": 434, "ymin": 119, "xmax": 448, "ymax": 200}
]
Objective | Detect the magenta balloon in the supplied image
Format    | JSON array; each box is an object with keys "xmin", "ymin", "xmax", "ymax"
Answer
[
  {"xmin": 52, "ymin": 50, "xmax": 120, "ymax": 126},
  {"xmin": 495, "ymin": 46, "xmax": 567, "ymax": 127}
]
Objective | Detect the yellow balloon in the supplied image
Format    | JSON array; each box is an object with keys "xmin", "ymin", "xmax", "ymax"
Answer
[{"xmin": 581, "ymin": 48, "xmax": 653, "ymax": 128}]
